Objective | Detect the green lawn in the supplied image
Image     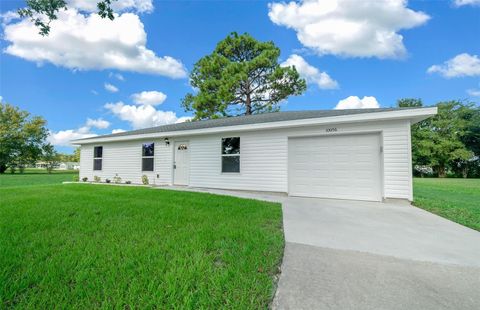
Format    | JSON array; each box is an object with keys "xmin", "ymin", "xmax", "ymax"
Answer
[
  {"xmin": 0, "ymin": 179, "xmax": 284, "ymax": 308},
  {"xmin": 0, "ymin": 170, "xmax": 78, "ymax": 188},
  {"xmin": 413, "ymin": 178, "xmax": 480, "ymax": 231}
]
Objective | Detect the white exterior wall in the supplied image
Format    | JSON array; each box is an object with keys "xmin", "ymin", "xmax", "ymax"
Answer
[
  {"xmin": 79, "ymin": 139, "xmax": 171, "ymax": 185},
  {"xmin": 79, "ymin": 119, "xmax": 413, "ymax": 200}
]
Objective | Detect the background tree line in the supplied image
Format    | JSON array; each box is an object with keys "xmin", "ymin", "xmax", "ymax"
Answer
[
  {"xmin": 398, "ymin": 98, "xmax": 480, "ymax": 178},
  {"xmin": 0, "ymin": 103, "xmax": 79, "ymax": 174}
]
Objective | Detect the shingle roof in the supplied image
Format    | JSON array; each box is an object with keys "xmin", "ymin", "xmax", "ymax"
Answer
[{"xmin": 77, "ymin": 107, "xmax": 424, "ymax": 141}]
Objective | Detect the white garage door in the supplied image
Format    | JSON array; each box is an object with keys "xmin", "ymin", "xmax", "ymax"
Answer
[{"xmin": 288, "ymin": 133, "xmax": 382, "ymax": 201}]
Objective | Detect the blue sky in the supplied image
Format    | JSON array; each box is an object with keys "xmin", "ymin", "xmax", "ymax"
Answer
[{"xmin": 0, "ymin": 0, "xmax": 479, "ymax": 153}]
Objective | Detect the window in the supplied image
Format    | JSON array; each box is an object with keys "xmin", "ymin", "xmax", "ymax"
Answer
[
  {"xmin": 93, "ymin": 146, "xmax": 103, "ymax": 170},
  {"xmin": 221, "ymin": 137, "xmax": 240, "ymax": 173},
  {"xmin": 142, "ymin": 143, "xmax": 154, "ymax": 171}
]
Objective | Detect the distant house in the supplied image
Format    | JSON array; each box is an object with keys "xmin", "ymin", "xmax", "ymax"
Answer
[
  {"xmin": 35, "ymin": 161, "xmax": 79, "ymax": 170},
  {"xmin": 73, "ymin": 107, "xmax": 437, "ymax": 202},
  {"xmin": 59, "ymin": 162, "xmax": 80, "ymax": 170}
]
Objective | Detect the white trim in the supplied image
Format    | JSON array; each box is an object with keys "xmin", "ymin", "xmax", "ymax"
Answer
[
  {"xmin": 407, "ymin": 120, "xmax": 414, "ymax": 201},
  {"xmin": 73, "ymin": 108, "xmax": 437, "ymax": 145}
]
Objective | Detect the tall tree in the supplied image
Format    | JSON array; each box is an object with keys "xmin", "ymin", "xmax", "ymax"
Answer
[
  {"xmin": 0, "ymin": 103, "xmax": 49, "ymax": 173},
  {"xmin": 182, "ymin": 32, "xmax": 307, "ymax": 120},
  {"xmin": 19, "ymin": 0, "xmax": 116, "ymax": 36}
]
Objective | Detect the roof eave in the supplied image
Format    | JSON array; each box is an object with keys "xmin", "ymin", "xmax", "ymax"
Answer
[{"xmin": 72, "ymin": 107, "xmax": 437, "ymax": 145}]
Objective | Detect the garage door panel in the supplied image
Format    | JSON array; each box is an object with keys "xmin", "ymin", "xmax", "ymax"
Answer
[{"xmin": 288, "ymin": 134, "xmax": 382, "ymax": 201}]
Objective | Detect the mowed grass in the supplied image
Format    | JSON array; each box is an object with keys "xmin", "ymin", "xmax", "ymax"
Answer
[
  {"xmin": 0, "ymin": 169, "xmax": 78, "ymax": 188},
  {"xmin": 0, "ymin": 182, "xmax": 284, "ymax": 308},
  {"xmin": 413, "ymin": 178, "xmax": 480, "ymax": 231}
]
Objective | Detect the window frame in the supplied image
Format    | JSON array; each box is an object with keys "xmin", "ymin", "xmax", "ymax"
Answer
[
  {"xmin": 141, "ymin": 142, "xmax": 155, "ymax": 172},
  {"xmin": 221, "ymin": 137, "xmax": 240, "ymax": 173},
  {"xmin": 93, "ymin": 146, "xmax": 103, "ymax": 171}
]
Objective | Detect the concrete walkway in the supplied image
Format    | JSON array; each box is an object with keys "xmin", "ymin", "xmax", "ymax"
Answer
[{"xmin": 155, "ymin": 186, "xmax": 480, "ymax": 309}]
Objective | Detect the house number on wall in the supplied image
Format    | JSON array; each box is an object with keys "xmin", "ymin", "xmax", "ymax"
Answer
[{"xmin": 326, "ymin": 127, "xmax": 337, "ymax": 133}]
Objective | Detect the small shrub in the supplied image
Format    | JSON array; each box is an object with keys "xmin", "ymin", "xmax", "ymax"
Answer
[
  {"xmin": 125, "ymin": 181, "xmax": 132, "ymax": 184},
  {"xmin": 82, "ymin": 177, "xmax": 88, "ymax": 182},
  {"xmin": 141, "ymin": 175, "xmax": 149, "ymax": 185},
  {"xmin": 73, "ymin": 175, "xmax": 79, "ymax": 182},
  {"xmin": 113, "ymin": 174, "xmax": 122, "ymax": 184},
  {"xmin": 94, "ymin": 176, "xmax": 101, "ymax": 182},
  {"xmin": 105, "ymin": 179, "xmax": 111, "ymax": 183}
]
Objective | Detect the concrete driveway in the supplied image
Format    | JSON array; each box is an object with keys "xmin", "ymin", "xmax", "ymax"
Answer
[{"xmin": 273, "ymin": 197, "xmax": 480, "ymax": 310}]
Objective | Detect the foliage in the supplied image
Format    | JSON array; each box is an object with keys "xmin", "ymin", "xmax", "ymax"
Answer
[
  {"xmin": 82, "ymin": 177, "xmax": 88, "ymax": 182},
  {"xmin": 72, "ymin": 175, "xmax": 79, "ymax": 182},
  {"xmin": 125, "ymin": 180, "xmax": 131, "ymax": 184},
  {"xmin": 42, "ymin": 144, "xmax": 60, "ymax": 173},
  {"xmin": 141, "ymin": 175, "xmax": 149, "ymax": 185},
  {"xmin": 0, "ymin": 103, "xmax": 49, "ymax": 174},
  {"xmin": 18, "ymin": 0, "xmax": 116, "ymax": 36},
  {"xmin": 57, "ymin": 149, "xmax": 80, "ymax": 163},
  {"xmin": 0, "ymin": 184, "xmax": 283, "ymax": 308},
  {"xmin": 414, "ymin": 178, "xmax": 480, "ymax": 231},
  {"xmin": 398, "ymin": 99, "xmax": 479, "ymax": 178},
  {"xmin": 94, "ymin": 176, "xmax": 101, "ymax": 183},
  {"xmin": 112, "ymin": 174, "xmax": 122, "ymax": 184},
  {"xmin": 182, "ymin": 32, "xmax": 306, "ymax": 120}
]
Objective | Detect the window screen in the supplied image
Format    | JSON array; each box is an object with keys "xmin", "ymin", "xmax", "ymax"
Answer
[
  {"xmin": 142, "ymin": 143, "xmax": 154, "ymax": 171},
  {"xmin": 221, "ymin": 137, "xmax": 240, "ymax": 173},
  {"xmin": 93, "ymin": 146, "xmax": 103, "ymax": 170}
]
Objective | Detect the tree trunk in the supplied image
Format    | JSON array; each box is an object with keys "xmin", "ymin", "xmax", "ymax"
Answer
[
  {"xmin": 462, "ymin": 166, "xmax": 468, "ymax": 178},
  {"xmin": 438, "ymin": 166, "xmax": 446, "ymax": 178},
  {"xmin": 245, "ymin": 93, "xmax": 252, "ymax": 115}
]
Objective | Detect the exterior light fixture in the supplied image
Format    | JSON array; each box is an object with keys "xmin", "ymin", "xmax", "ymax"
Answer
[{"xmin": 164, "ymin": 138, "xmax": 170, "ymax": 146}]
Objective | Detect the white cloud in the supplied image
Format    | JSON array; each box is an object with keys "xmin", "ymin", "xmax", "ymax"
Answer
[
  {"xmin": 467, "ymin": 89, "xmax": 480, "ymax": 97},
  {"xmin": 48, "ymin": 126, "xmax": 97, "ymax": 146},
  {"xmin": 85, "ymin": 118, "xmax": 110, "ymax": 129},
  {"xmin": 0, "ymin": 10, "xmax": 19, "ymax": 26},
  {"xmin": 3, "ymin": 9, "xmax": 187, "ymax": 78},
  {"xmin": 48, "ymin": 117, "xmax": 112, "ymax": 146},
  {"xmin": 131, "ymin": 90, "xmax": 167, "ymax": 105},
  {"xmin": 109, "ymin": 72, "xmax": 125, "ymax": 81},
  {"xmin": 281, "ymin": 54, "xmax": 338, "ymax": 89},
  {"xmin": 268, "ymin": 0, "xmax": 429, "ymax": 59},
  {"xmin": 111, "ymin": 128, "xmax": 127, "ymax": 134},
  {"xmin": 454, "ymin": 0, "xmax": 480, "ymax": 6},
  {"xmin": 334, "ymin": 96, "xmax": 380, "ymax": 109},
  {"xmin": 68, "ymin": 0, "xmax": 154, "ymax": 13},
  {"xmin": 428, "ymin": 53, "xmax": 480, "ymax": 78},
  {"xmin": 175, "ymin": 116, "xmax": 193, "ymax": 123},
  {"xmin": 104, "ymin": 83, "xmax": 119, "ymax": 93},
  {"xmin": 105, "ymin": 101, "xmax": 189, "ymax": 129}
]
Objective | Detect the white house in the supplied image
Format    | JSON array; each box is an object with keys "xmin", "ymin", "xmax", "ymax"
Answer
[{"xmin": 73, "ymin": 107, "xmax": 437, "ymax": 202}]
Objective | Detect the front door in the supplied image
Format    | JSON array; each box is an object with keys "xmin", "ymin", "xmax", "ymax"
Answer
[{"xmin": 174, "ymin": 141, "xmax": 189, "ymax": 185}]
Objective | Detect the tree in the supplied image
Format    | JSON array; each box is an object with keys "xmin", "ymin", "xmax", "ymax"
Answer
[
  {"xmin": 42, "ymin": 144, "xmax": 60, "ymax": 173},
  {"xmin": 19, "ymin": 0, "xmax": 116, "ymax": 36},
  {"xmin": 72, "ymin": 147, "xmax": 81, "ymax": 162},
  {"xmin": 0, "ymin": 103, "xmax": 49, "ymax": 173},
  {"xmin": 398, "ymin": 99, "xmax": 474, "ymax": 177},
  {"xmin": 182, "ymin": 32, "xmax": 307, "ymax": 120},
  {"xmin": 397, "ymin": 98, "xmax": 423, "ymax": 108}
]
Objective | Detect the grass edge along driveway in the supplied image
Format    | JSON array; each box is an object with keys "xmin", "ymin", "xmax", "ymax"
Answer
[
  {"xmin": 413, "ymin": 178, "xmax": 480, "ymax": 232},
  {"xmin": 0, "ymin": 183, "xmax": 284, "ymax": 309}
]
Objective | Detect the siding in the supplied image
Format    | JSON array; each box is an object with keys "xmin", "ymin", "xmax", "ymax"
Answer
[{"xmin": 79, "ymin": 119, "xmax": 413, "ymax": 200}]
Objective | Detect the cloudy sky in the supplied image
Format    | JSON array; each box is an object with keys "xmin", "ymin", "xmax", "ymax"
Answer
[{"xmin": 0, "ymin": 0, "xmax": 479, "ymax": 152}]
